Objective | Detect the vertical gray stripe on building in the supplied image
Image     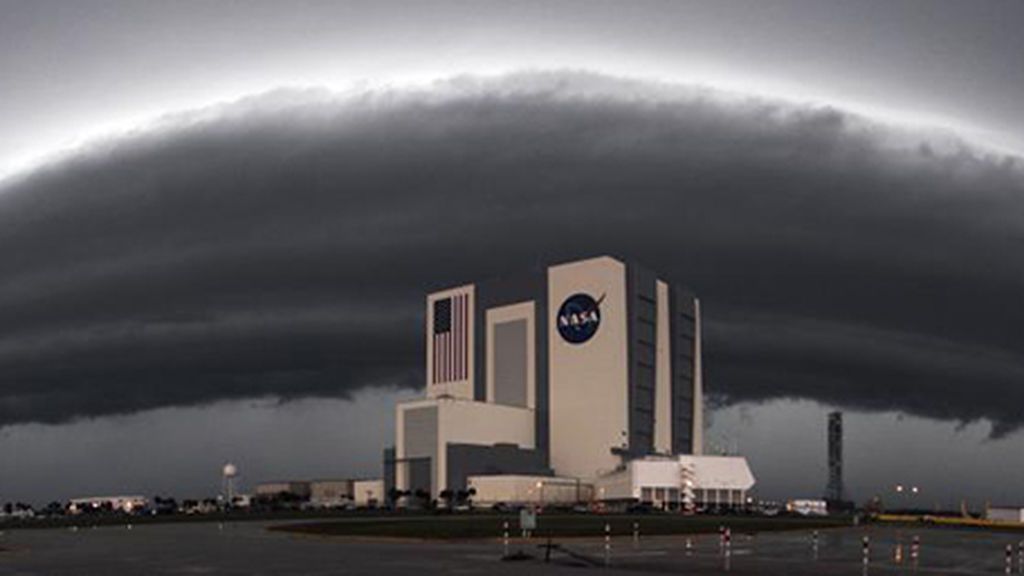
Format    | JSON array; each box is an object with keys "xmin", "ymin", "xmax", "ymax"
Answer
[
  {"xmin": 493, "ymin": 319, "xmax": 528, "ymax": 407},
  {"xmin": 473, "ymin": 269, "xmax": 549, "ymax": 458},
  {"xmin": 535, "ymin": 279, "xmax": 549, "ymax": 458},
  {"xmin": 474, "ymin": 296, "xmax": 487, "ymax": 402},
  {"xmin": 670, "ymin": 287, "xmax": 696, "ymax": 454},
  {"xmin": 407, "ymin": 459, "xmax": 432, "ymax": 495},
  {"xmin": 626, "ymin": 262, "xmax": 657, "ymax": 456},
  {"xmin": 403, "ymin": 406, "xmax": 438, "ymax": 494}
]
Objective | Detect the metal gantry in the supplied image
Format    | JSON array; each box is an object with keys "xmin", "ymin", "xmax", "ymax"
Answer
[{"xmin": 826, "ymin": 411, "xmax": 844, "ymax": 503}]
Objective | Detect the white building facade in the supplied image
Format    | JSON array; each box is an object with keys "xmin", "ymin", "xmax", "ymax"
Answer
[
  {"xmin": 390, "ymin": 256, "xmax": 715, "ymax": 500},
  {"xmin": 467, "ymin": 475, "xmax": 594, "ymax": 507},
  {"xmin": 308, "ymin": 479, "xmax": 353, "ymax": 507},
  {"xmin": 353, "ymin": 479, "xmax": 385, "ymax": 507},
  {"xmin": 67, "ymin": 495, "xmax": 148, "ymax": 514},
  {"xmin": 594, "ymin": 455, "xmax": 755, "ymax": 510},
  {"xmin": 987, "ymin": 507, "xmax": 1024, "ymax": 523}
]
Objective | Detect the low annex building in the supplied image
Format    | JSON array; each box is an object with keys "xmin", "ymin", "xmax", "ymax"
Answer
[
  {"xmin": 594, "ymin": 455, "xmax": 755, "ymax": 510},
  {"xmin": 353, "ymin": 479, "xmax": 385, "ymax": 507},
  {"xmin": 987, "ymin": 506, "xmax": 1024, "ymax": 523},
  {"xmin": 467, "ymin": 475, "xmax": 594, "ymax": 507},
  {"xmin": 254, "ymin": 481, "xmax": 311, "ymax": 500},
  {"xmin": 308, "ymin": 479, "xmax": 353, "ymax": 507}
]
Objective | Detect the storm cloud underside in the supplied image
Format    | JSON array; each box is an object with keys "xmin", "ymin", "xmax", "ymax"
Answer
[{"xmin": 1, "ymin": 72, "xmax": 1022, "ymax": 434}]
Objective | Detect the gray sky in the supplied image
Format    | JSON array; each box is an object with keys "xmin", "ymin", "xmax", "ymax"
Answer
[{"xmin": 1, "ymin": 0, "xmax": 1023, "ymax": 505}]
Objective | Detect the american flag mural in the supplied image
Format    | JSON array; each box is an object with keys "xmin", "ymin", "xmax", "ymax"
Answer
[{"xmin": 432, "ymin": 292, "xmax": 470, "ymax": 383}]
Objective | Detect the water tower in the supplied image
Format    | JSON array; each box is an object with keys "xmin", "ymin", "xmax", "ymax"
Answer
[{"xmin": 222, "ymin": 462, "xmax": 239, "ymax": 502}]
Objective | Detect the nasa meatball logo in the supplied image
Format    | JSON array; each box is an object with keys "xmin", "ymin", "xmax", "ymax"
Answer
[{"xmin": 557, "ymin": 293, "xmax": 604, "ymax": 344}]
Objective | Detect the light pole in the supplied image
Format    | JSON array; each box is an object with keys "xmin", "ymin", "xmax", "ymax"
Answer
[{"xmin": 536, "ymin": 481, "xmax": 544, "ymax": 509}]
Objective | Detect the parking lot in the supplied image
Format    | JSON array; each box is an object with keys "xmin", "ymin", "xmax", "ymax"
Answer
[{"xmin": 3, "ymin": 519, "xmax": 1024, "ymax": 574}]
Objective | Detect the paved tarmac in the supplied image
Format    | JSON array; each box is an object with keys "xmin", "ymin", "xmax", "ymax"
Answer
[{"xmin": 2, "ymin": 520, "xmax": 1023, "ymax": 575}]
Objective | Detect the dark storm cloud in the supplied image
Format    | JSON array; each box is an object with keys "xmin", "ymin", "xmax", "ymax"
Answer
[{"xmin": 1, "ymin": 72, "xmax": 1022, "ymax": 433}]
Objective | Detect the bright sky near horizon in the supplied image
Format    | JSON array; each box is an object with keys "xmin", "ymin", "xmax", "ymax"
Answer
[{"xmin": 3, "ymin": 0, "xmax": 1023, "ymax": 181}]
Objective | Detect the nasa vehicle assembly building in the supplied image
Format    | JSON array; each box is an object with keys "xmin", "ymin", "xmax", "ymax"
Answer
[{"xmin": 387, "ymin": 255, "xmax": 753, "ymax": 508}]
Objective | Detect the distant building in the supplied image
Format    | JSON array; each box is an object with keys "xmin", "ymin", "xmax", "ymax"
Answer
[
  {"xmin": 787, "ymin": 499, "xmax": 829, "ymax": 516},
  {"xmin": 988, "ymin": 506, "xmax": 1024, "ymax": 523},
  {"xmin": 254, "ymin": 481, "xmax": 311, "ymax": 500},
  {"xmin": 353, "ymin": 479, "xmax": 385, "ymax": 507},
  {"xmin": 67, "ymin": 495, "xmax": 148, "ymax": 515},
  {"xmin": 308, "ymin": 479, "xmax": 353, "ymax": 507}
]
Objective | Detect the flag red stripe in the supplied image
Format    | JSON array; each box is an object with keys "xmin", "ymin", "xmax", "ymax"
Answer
[
  {"xmin": 454, "ymin": 295, "xmax": 460, "ymax": 382},
  {"xmin": 434, "ymin": 303, "xmax": 438, "ymax": 383},
  {"xmin": 432, "ymin": 309, "xmax": 436, "ymax": 385},
  {"xmin": 459, "ymin": 294, "xmax": 465, "ymax": 380},
  {"xmin": 462, "ymin": 294, "xmax": 468, "ymax": 380},
  {"xmin": 460, "ymin": 294, "xmax": 466, "ymax": 380},
  {"xmin": 456, "ymin": 298, "xmax": 460, "ymax": 379},
  {"xmin": 460, "ymin": 293, "xmax": 464, "ymax": 379},
  {"xmin": 460, "ymin": 295, "xmax": 465, "ymax": 380}
]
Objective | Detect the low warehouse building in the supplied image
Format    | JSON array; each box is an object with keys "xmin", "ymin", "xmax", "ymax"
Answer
[
  {"xmin": 309, "ymin": 479, "xmax": 353, "ymax": 507},
  {"xmin": 254, "ymin": 481, "xmax": 311, "ymax": 500},
  {"xmin": 468, "ymin": 475, "xmax": 593, "ymax": 506},
  {"xmin": 68, "ymin": 495, "xmax": 148, "ymax": 514},
  {"xmin": 988, "ymin": 506, "xmax": 1024, "ymax": 523},
  {"xmin": 353, "ymin": 479, "xmax": 385, "ymax": 507}
]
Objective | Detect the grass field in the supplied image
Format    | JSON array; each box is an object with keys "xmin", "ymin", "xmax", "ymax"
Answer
[
  {"xmin": 272, "ymin": 512, "xmax": 852, "ymax": 539},
  {"xmin": 875, "ymin": 513, "xmax": 1024, "ymax": 532}
]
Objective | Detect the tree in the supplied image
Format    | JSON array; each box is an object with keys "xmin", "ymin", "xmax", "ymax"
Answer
[
  {"xmin": 387, "ymin": 488, "xmax": 410, "ymax": 508},
  {"xmin": 454, "ymin": 489, "xmax": 476, "ymax": 509},
  {"xmin": 438, "ymin": 489, "xmax": 454, "ymax": 510},
  {"xmin": 387, "ymin": 488, "xmax": 401, "ymax": 503},
  {"xmin": 413, "ymin": 489, "xmax": 432, "ymax": 509},
  {"xmin": 153, "ymin": 496, "xmax": 178, "ymax": 515}
]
